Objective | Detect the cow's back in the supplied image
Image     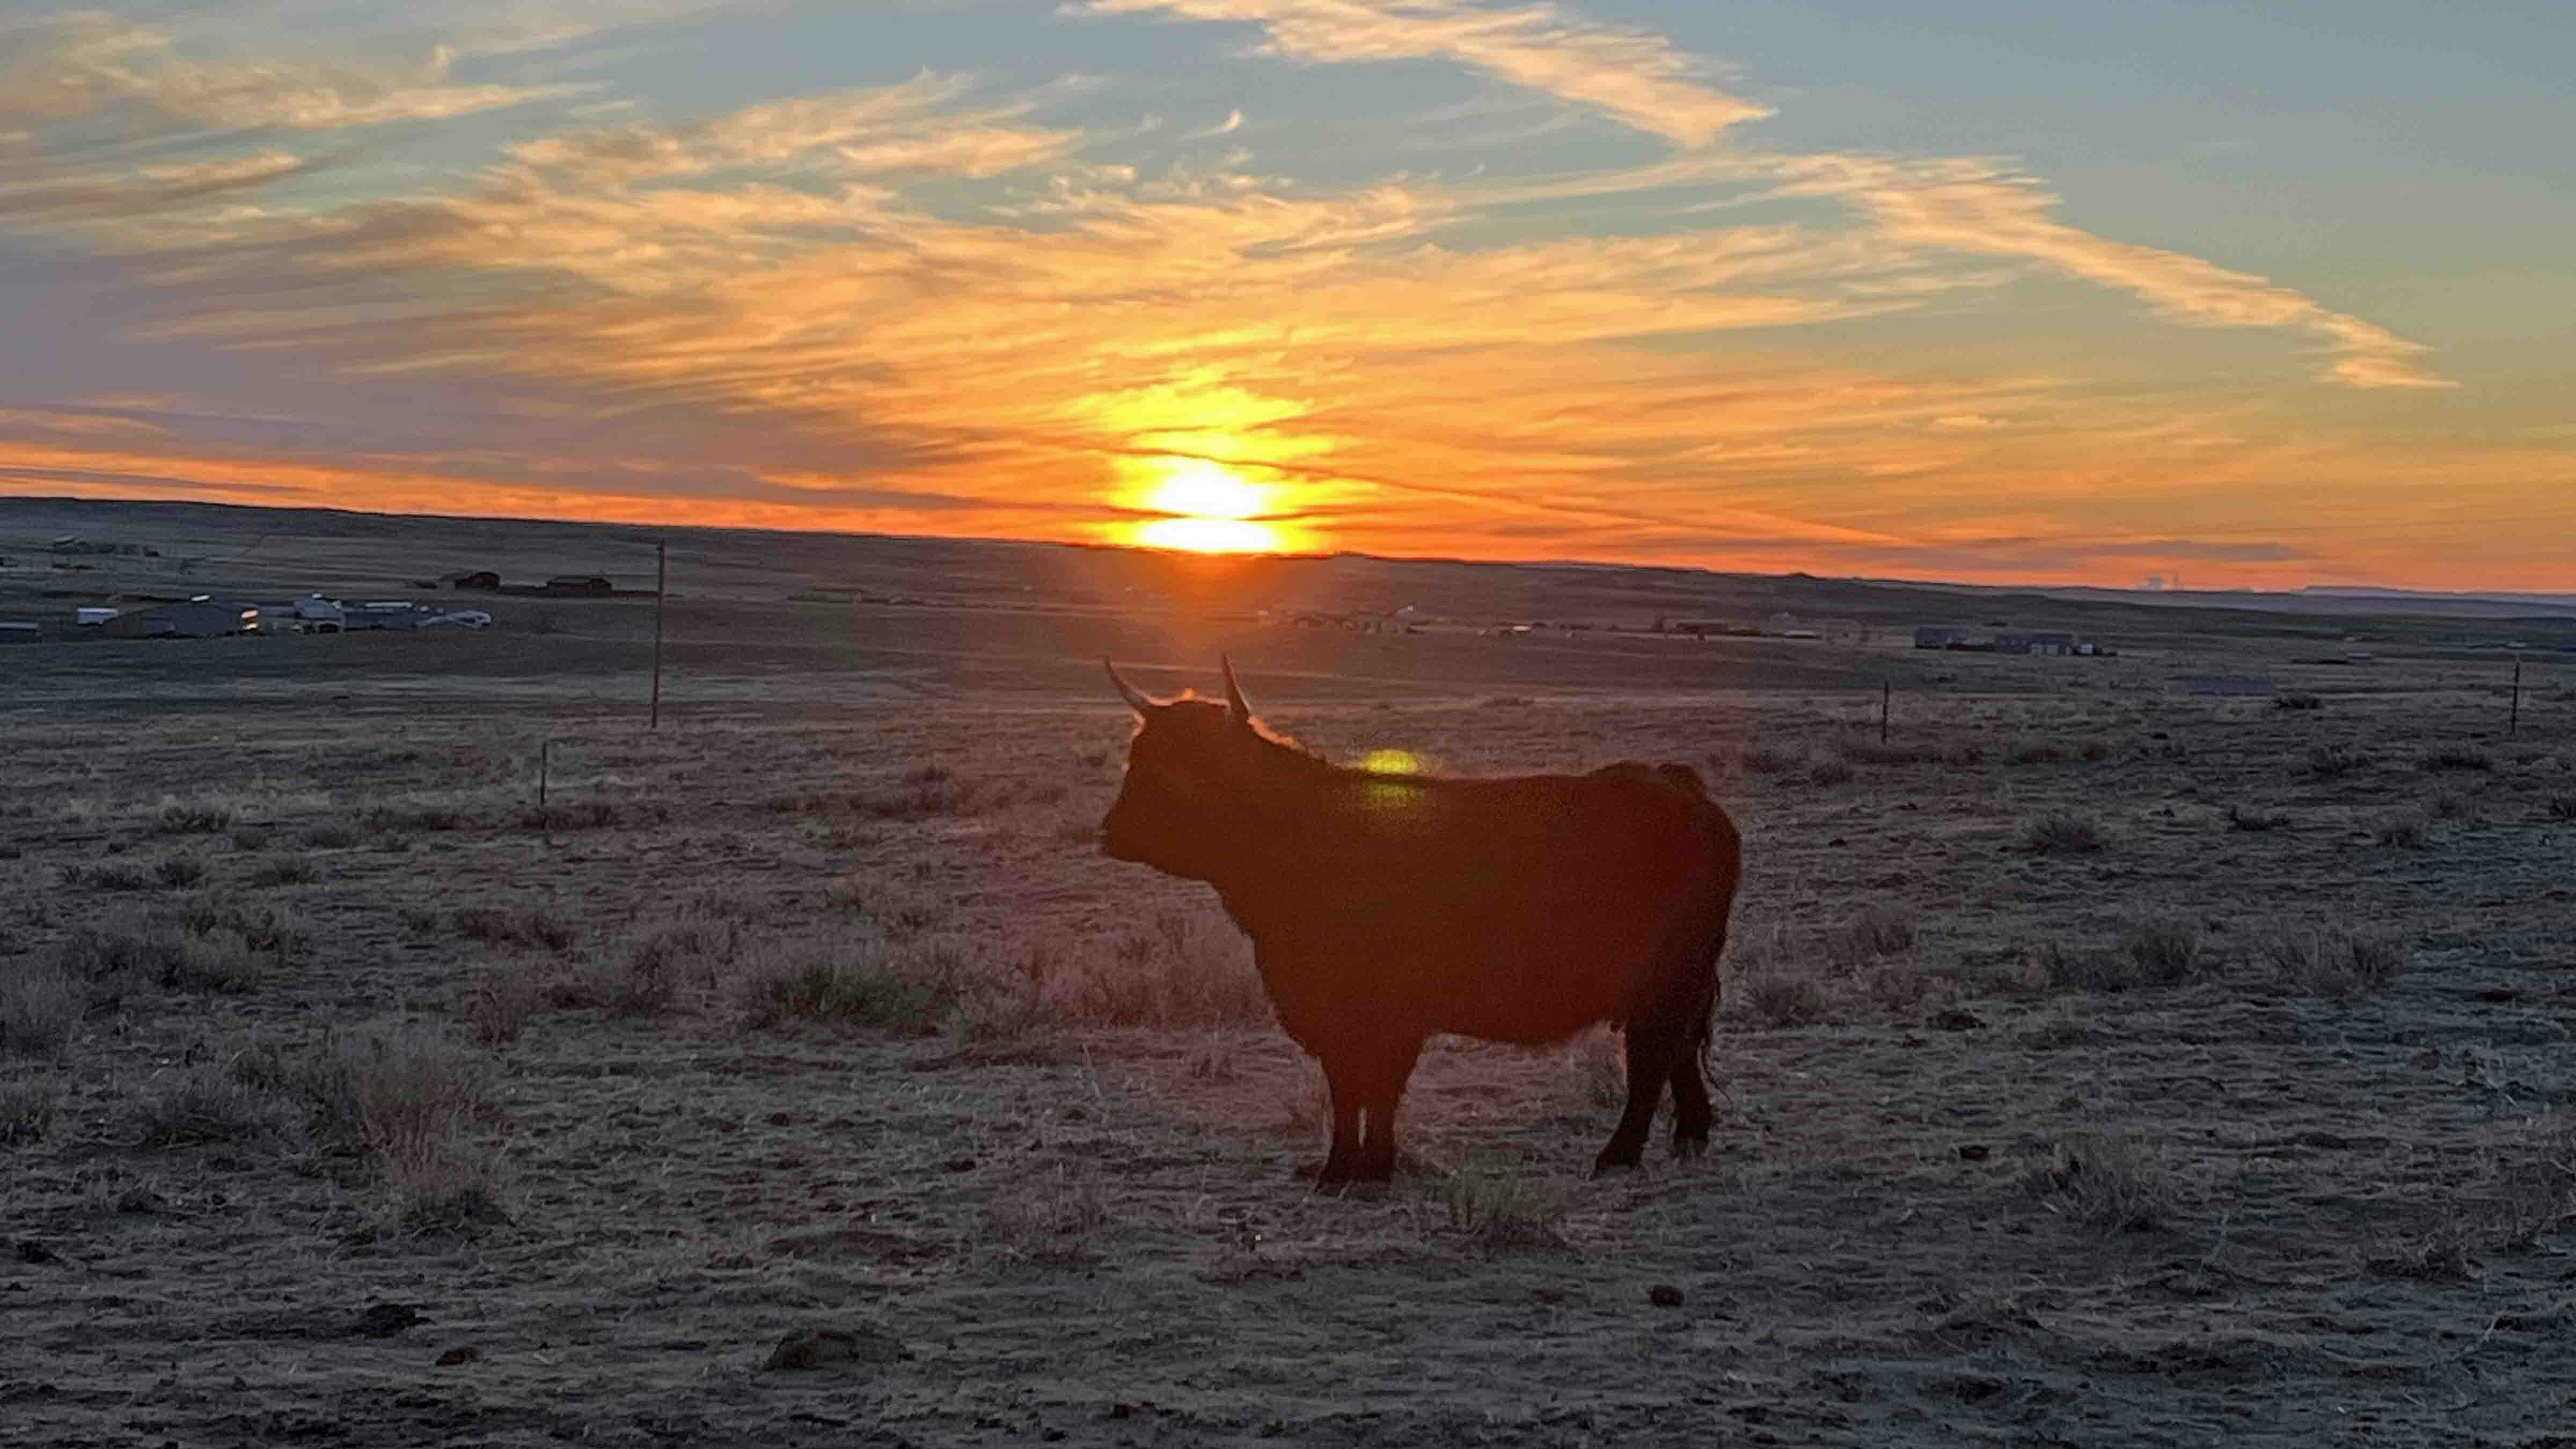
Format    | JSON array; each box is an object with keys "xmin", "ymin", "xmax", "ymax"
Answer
[{"xmin": 1233, "ymin": 764, "xmax": 1739, "ymax": 1049}]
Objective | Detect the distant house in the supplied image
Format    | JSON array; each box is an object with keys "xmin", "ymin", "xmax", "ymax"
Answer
[
  {"xmin": 1997, "ymin": 632, "xmax": 2080, "ymax": 656},
  {"xmin": 97, "ymin": 602, "xmax": 255, "ymax": 639},
  {"xmin": 545, "ymin": 574, "xmax": 613, "ymax": 595},
  {"xmin": 1914, "ymin": 625, "xmax": 1974, "ymax": 649},
  {"xmin": 0, "ymin": 621, "xmax": 40, "ymax": 643},
  {"xmin": 442, "ymin": 570, "xmax": 501, "ymax": 590}
]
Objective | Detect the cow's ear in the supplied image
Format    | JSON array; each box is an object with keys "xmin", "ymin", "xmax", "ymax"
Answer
[{"xmin": 1220, "ymin": 654, "xmax": 1253, "ymax": 727}]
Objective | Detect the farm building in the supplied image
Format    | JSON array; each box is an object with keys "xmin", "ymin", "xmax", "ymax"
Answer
[
  {"xmin": 545, "ymin": 574, "xmax": 613, "ymax": 595},
  {"xmin": 442, "ymin": 570, "xmax": 501, "ymax": 590},
  {"xmin": 1914, "ymin": 624, "xmax": 1974, "ymax": 649},
  {"xmin": 1, "ymin": 621, "xmax": 40, "ymax": 643},
  {"xmin": 1996, "ymin": 632, "xmax": 2080, "ymax": 656},
  {"xmin": 96, "ymin": 602, "xmax": 256, "ymax": 639}
]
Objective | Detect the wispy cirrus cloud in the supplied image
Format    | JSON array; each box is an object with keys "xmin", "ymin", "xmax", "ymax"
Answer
[
  {"xmin": 1773, "ymin": 155, "xmax": 2453, "ymax": 390},
  {"xmin": 1092, "ymin": 0, "xmax": 2448, "ymax": 391},
  {"xmin": 1081, "ymin": 0, "xmax": 1769, "ymax": 146},
  {"xmin": 0, "ymin": 12, "xmax": 583, "ymax": 142}
]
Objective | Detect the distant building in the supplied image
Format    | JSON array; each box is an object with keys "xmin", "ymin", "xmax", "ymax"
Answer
[
  {"xmin": 1914, "ymin": 625, "xmax": 1974, "ymax": 649},
  {"xmin": 1996, "ymin": 632, "xmax": 2080, "ymax": 656},
  {"xmin": 0, "ymin": 621, "xmax": 40, "ymax": 643},
  {"xmin": 96, "ymin": 602, "xmax": 255, "ymax": 639},
  {"xmin": 442, "ymin": 570, "xmax": 501, "ymax": 590},
  {"xmin": 545, "ymin": 575, "xmax": 613, "ymax": 595}
]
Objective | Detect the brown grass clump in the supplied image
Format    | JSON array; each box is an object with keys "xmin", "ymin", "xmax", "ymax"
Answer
[
  {"xmin": 1806, "ymin": 755, "xmax": 1855, "ymax": 787},
  {"xmin": 1434, "ymin": 1149, "xmax": 1568, "ymax": 1253},
  {"xmin": 62, "ymin": 912, "xmax": 269, "ymax": 997},
  {"xmin": 154, "ymin": 856, "xmax": 208, "ymax": 889},
  {"xmin": 453, "ymin": 903, "xmax": 577, "ymax": 952},
  {"xmin": 825, "ymin": 873, "xmax": 949, "ymax": 938},
  {"xmin": 1736, "ymin": 744, "xmax": 1802, "ymax": 775},
  {"xmin": 2263, "ymin": 931, "xmax": 2404, "ymax": 999},
  {"xmin": 1, "ymin": 963, "xmax": 82, "ymax": 1059},
  {"xmin": 134, "ymin": 1071, "xmax": 302, "ymax": 1148},
  {"xmin": 462, "ymin": 964, "xmax": 548, "ymax": 1047},
  {"xmin": 2013, "ymin": 1001, "xmax": 2095, "ymax": 1050},
  {"xmin": 2022, "ymin": 811, "xmax": 2106, "ymax": 854},
  {"xmin": 2275, "ymin": 692, "xmax": 2324, "ymax": 711},
  {"xmin": 2078, "ymin": 737, "xmax": 2111, "ymax": 763},
  {"xmin": 2040, "ymin": 923, "xmax": 2209, "ymax": 993},
  {"xmin": 2025, "ymin": 1129, "xmax": 2173, "ymax": 1233},
  {"xmin": 2371, "ymin": 811, "xmax": 2431, "ymax": 848},
  {"xmin": 61, "ymin": 860, "xmax": 158, "ymax": 892},
  {"xmin": 2226, "ymin": 802, "xmax": 2290, "ymax": 832},
  {"xmin": 2366, "ymin": 1221, "xmax": 2479, "ymax": 1283},
  {"xmin": 0, "ymin": 1077, "xmax": 59, "ymax": 1145},
  {"xmin": 238, "ymin": 1026, "xmax": 509, "ymax": 1232},
  {"xmin": 1834, "ymin": 734, "xmax": 1942, "ymax": 766},
  {"xmin": 295, "ymin": 822, "xmax": 361, "ymax": 850},
  {"xmin": 345, "ymin": 1025, "xmax": 507, "ymax": 1233},
  {"xmin": 244, "ymin": 854, "xmax": 317, "ymax": 888},
  {"xmin": 737, "ymin": 931, "xmax": 947, "ymax": 1034},
  {"xmin": 1845, "ymin": 903, "xmax": 1919, "ymax": 958},
  {"xmin": 2549, "ymin": 793, "xmax": 2576, "ymax": 823},
  {"xmin": 1726, "ymin": 948, "xmax": 1827, "ymax": 1029},
  {"xmin": 1035, "ymin": 908, "xmax": 1271, "ymax": 1028},
  {"xmin": 153, "ymin": 799, "xmax": 236, "ymax": 835},
  {"xmin": 361, "ymin": 800, "xmax": 473, "ymax": 833},
  {"xmin": 2005, "ymin": 740, "xmax": 2064, "ymax": 767},
  {"xmin": 2306, "ymin": 744, "xmax": 2366, "ymax": 779},
  {"xmin": 985, "ymin": 1162, "xmax": 1110, "ymax": 1262},
  {"xmin": 2419, "ymin": 747, "xmax": 2494, "ymax": 773},
  {"xmin": 511, "ymin": 799, "xmax": 631, "ymax": 831},
  {"xmin": 180, "ymin": 894, "xmax": 311, "ymax": 960}
]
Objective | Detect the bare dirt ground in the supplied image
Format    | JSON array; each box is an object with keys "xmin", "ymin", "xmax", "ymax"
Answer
[{"xmin": 6, "ymin": 507, "xmax": 2576, "ymax": 1447}]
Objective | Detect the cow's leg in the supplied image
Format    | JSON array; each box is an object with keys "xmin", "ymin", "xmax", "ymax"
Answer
[
  {"xmin": 1668, "ymin": 1029, "xmax": 1713, "ymax": 1161},
  {"xmin": 1595, "ymin": 1009, "xmax": 1688, "ymax": 1176},
  {"xmin": 1314, "ymin": 1053, "xmax": 1366, "ymax": 1195},
  {"xmin": 1350, "ymin": 1036, "xmax": 1425, "ymax": 1191},
  {"xmin": 1668, "ymin": 959, "xmax": 1723, "ymax": 1160}
]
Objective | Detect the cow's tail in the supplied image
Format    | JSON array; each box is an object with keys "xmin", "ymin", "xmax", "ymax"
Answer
[{"xmin": 1699, "ymin": 803, "xmax": 1743, "ymax": 1045}]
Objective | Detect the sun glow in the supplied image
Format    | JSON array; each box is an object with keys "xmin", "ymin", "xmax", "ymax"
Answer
[{"xmin": 1124, "ymin": 455, "xmax": 1290, "ymax": 553}]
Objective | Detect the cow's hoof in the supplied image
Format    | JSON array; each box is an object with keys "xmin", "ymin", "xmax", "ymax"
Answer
[
  {"xmin": 1343, "ymin": 1177, "xmax": 1392, "ymax": 1201},
  {"xmin": 1590, "ymin": 1152, "xmax": 1644, "ymax": 1179},
  {"xmin": 1671, "ymin": 1133, "xmax": 1709, "ymax": 1162}
]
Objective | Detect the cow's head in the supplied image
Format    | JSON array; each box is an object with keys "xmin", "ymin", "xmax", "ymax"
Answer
[{"xmin": 1098, "ymin": 657, "xmax": 1271, "ymax": 879}]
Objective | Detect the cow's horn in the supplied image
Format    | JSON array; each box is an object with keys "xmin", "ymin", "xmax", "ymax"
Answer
[
  {"xmin": 1104, "ymin": 659, "xmax": 1152, "ymax": 715},
  {"xmin": 1220, "ymin": 654, "xmax": 1252, "ymax": 722}
]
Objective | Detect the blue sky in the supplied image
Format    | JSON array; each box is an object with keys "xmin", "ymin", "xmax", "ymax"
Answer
[{"xmin": 1, "ymin": 0, "xmax": 2568, "ymax": 584}]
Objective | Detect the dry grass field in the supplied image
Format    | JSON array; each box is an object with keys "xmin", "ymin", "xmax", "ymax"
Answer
[{"xmin": 5, "ymin": 500, "xmax": 2575, "ymax": 1446}]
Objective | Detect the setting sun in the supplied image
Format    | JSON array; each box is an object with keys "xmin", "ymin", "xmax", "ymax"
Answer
[
  {"xmin": 1145, "ymin": 458, "xmax": 1264, "ymax": 522},
  {"xmin": 1124, "ymin": 456, "xmax": 1291, "ymax": 554}
]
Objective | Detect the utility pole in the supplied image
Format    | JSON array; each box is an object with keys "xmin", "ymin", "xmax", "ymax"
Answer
[
  {"xmin": 650, "ymin": 539, "xmax": 667, "ymax": 730},
  {"xmin": 2509, "ymin": 656, "xmax": 2522, "ymax": 740}
]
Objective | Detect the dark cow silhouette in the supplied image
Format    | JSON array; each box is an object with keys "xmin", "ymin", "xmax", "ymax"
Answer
[{"xmin": 1099, "ymin": 658, "xmax": 1743, "ymax": 1191}]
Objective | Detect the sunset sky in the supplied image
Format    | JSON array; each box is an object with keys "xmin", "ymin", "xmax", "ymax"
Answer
[{"xmin": 2, "ymin": 1, "xmax": 2568, "ymax": 588}]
